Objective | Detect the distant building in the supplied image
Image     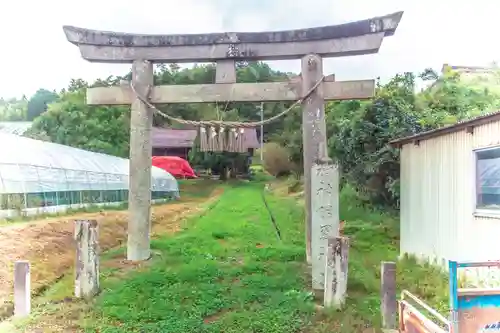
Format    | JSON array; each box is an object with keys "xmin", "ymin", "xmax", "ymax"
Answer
[
  {"xmin": 425, "ymin": 64, "xmax": 500, "ymax": 92},
  {"xmin": 442, "ymin": 64, "xmax": 497, "ymax": 75},
  {"xmin": 152, "ymin": 127, "xmax": 260, "ymax": 159},
  {"xmin": 152, "ymin": 127, "xmax": 197, "ymax": 159},
  {"xmin": 442, "ymin": 64, "xmax": 500, "ymax": 85}
]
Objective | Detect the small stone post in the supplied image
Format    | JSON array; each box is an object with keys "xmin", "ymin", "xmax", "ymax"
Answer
[
  {"xmin": 324, "ymin": 236, "xmax": 349, "ymax": 308},
  {"xmin": 74, "ymin": 220, "xmax": 99, "ymax": 299},
  {"xmin": 14, "ymin": 260, "xmax": 30, "ymax": 317},
  {"xmin": 381, "ymin": 261, "xmax": 397, "ymax": 330}
]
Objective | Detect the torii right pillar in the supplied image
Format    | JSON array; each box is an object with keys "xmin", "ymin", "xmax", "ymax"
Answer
[
  {"xmin": 300, "ymin": 14, "xmax": 404, "ymax": 264},
  {"xmin": 302, "ymin": 53, "xmax": 328, "ymax": 264}
]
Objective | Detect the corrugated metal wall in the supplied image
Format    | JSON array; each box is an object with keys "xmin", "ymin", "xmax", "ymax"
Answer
[{"xmin": 400, "ymin": 120, "xmax": 500, "ymax": 274}]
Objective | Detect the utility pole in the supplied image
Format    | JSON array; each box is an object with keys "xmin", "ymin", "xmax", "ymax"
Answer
[{"xmin": 260, "ymin": 102, "xmax": 264, "ymax": 162}]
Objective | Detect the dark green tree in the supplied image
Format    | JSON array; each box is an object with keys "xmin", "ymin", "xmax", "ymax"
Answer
[{"xmin": 26, "ymin": 88, "xmax": 59, "ymax": 120}]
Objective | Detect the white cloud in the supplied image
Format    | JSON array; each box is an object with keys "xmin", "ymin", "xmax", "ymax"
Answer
[{"xmin": 0, "ymin": 0, "xmax": 499, "ymax": 98}]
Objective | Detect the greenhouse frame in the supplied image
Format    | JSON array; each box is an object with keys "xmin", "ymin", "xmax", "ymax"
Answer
[{"xmin": 0, "ymin": 132, "xmax": 179, "ymax": 218}]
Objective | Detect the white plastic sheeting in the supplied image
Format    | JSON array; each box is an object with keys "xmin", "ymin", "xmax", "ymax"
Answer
[
  {"xmin": 0, "ymin": 121, "xmax": 32, "ymax": 136},
  {"xmin": 0, "ymin": 132, "xmax": 179, "ymax": 195}
]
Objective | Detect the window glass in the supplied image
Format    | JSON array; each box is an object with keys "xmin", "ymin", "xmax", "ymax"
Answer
[{"xmin": 476, "ymin": 147, "xmax": 500, "ymax": 210}]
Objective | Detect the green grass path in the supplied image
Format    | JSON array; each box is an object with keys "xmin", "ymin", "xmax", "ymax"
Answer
[{"xmin": 88, "ymin": 182, "xmax": 313, "ymax": 332}]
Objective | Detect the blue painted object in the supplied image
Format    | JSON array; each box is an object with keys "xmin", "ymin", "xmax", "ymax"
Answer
[
  {"xmin": 449, "ymin": 260, "xmax": 500, "ymax": 333},
  {"xmin": 458, "ymin": 294, "xmax": 500, "ymax": 310}
]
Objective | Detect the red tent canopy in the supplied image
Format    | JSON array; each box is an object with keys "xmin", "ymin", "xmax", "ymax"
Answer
[{"xmin": 152, "ymin": 156, "xmax": 197, "ymax": 179}]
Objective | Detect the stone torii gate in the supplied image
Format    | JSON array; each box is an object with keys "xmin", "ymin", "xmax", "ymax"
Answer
[{"xmin": 63, "ymin": 12, "xmax": 403, "ymax": 268}]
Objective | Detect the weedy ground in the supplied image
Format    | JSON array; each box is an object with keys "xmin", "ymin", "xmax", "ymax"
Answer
[
  {"xmin": 0, "ymin": 180, "xmax": 220, "ymax": 327},
  {"xmin": 4, "ymin": 179, "xmax": 449, "ymax": 333}
]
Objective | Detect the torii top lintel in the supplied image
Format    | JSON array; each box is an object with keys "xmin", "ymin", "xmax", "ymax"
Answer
[{"xmin": 63, "ymin": 11, "xmax": 403, "ymax": 63}]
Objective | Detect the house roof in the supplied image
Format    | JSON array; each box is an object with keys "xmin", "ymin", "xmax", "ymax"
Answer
[
  {"xmin": 152, "ymin": 127, "xmax": 260, "ymax": 149},
  {"xmin": 152, "ymin": 128, "xmax": 197, "ymax": 148},
  {"xmin": 389, "ymin": 111, "xmax": 500, "ymax": 147}
]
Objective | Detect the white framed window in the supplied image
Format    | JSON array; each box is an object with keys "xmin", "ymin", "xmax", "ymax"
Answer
[{"xmin": 476, "ymin": 146, "xmax": 500, "ymax": 213}]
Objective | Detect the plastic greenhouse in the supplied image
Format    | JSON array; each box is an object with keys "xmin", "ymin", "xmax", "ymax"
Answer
[
  {"xmin": 0, "ymin": 121, "xmax": 32, "ymax": 136},
  {"xmin": 0, "ymin": 132, "xmax": 179, "ymax": 218}
]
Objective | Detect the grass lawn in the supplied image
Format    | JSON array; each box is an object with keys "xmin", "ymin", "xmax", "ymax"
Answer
[{"xmin": 10, "ymin": 180, "xmax": 449, "ymax": 332}]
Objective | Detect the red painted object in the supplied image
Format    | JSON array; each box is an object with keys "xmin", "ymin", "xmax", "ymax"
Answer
[{"xmin": 152, "ymin": 156, "xmax": 197, "ymax": 179}]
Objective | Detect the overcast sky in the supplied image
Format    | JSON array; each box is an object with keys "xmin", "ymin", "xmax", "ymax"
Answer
[{"xmin": 0, "ymin": 0, "xmax": 499, "ymax": 99}]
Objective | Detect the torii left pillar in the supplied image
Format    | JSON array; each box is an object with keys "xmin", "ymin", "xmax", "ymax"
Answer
[{"xmin": 128, "ymin": 60, "xmax": 153, "ymax": 261}]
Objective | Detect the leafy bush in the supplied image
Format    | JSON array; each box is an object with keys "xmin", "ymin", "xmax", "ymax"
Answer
[
  {"xmin": 261, "ymin": 142, "xmax": 292, "ymax": 177},
  {"xmin": 326, "ymin": 70, "xmax": 500, "ymax": 208}
]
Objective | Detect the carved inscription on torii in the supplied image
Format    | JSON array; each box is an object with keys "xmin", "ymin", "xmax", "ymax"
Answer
[
  {"xmin": 63, "ymin": 11, "xmax": 403, "ymax": 262},
  {"xmin": 311, "ymin": 157, "xmax": 340, "ymax": 290}
]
